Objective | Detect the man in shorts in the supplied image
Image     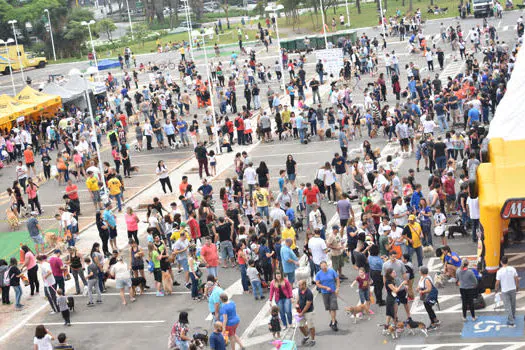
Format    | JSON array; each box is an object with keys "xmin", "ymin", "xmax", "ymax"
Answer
[
  {"xmin": 326, "ymin": 225, "xmax": 347, "ymax": 279},
  {"xmin": 86, "ymin": 171, "xmax": 103, "ymax": 210},
  {"xmin": 297, "ymin": 279, "xmax": 316, "ymax": 345},
  {"xmin": 315, "ymin": 261, "xmax": 340, "ymax": 331},
  {"xmin": 173, "ymin": 231, "xmax": 190, "ymax": 288},
  {"xmin": 23, "ymin": 145, "xmax": 37, "ymax": 178},
  {"xmin": 27, "ymin": 212, "xmax": 44, "ymax": 254}
]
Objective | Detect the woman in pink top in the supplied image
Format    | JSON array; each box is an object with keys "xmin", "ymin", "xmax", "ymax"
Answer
[
  {"xmin": 21, "ymin": 246, "xmax": 39, "ymax": 296},
  {"xmin": 268, "ymin": 271, "xmax": 293, "ymax": 328},
  {"xmin": 72, "ymin": 150, "xmax": 85, "ymax": 180},
  {"xmin": 125, "ymin": 207, "xmax": 140, "ymax": 244},
  {"xmin": 112, "ymin": 146, "xmax": 121, "ymax": 174}
]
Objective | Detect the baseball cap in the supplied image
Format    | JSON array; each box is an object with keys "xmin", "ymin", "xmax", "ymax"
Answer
[{"xmin": 408, "ymin": 214, "xmax": 416, "ymax": 221}]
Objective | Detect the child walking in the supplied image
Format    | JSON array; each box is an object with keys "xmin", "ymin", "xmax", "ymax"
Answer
[
  {"xmin": 247, "ymin": 259, "xmax": 263, "ymax": 300},
  {"xmin": 56, "ymin": 289, "xmax": 71, "ymax": 326},
  {"xmin": 208, "ymin": 150, "xmax": 217, "ymax": 176},
  {"xmin": 351, "ymin": 267, "xmax": 373, "ymax": 315},
  {"xmin": 269, "ymin": 305, "xmax": 281, "ymax": 339}
]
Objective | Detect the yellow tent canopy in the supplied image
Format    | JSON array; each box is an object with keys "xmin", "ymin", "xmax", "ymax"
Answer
[
  {"xmin": 16, "ymin": 86, "xmax": 61, "ymax": 111},
  {"xmin": 0, "ymin": 95, "xmax": 35, "ymax": 125}
]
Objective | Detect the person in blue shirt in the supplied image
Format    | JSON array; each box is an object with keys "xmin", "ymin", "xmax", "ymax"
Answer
[
  {"xmin": 280, "ymin": 239, "xmax": 299, "ymax": 283},
  {"xmin": 207, "ymin": 279, "xmax": 224, "ymax": 321},
  {"xmin": 176, "ymin": 118, "xmax": 190, "ymax": 147},
  {"xmin": 408, "ymin": 77, "xmax": 417, "ymax": 99},
  {"xmin": 285, "ymin": 202, "xmax": 295, "ymax": 223},
  {"xmin": 410, "ymin": 184, "xmax": 423, "ymax": 211},
  {"xmin": 442, "ymin": 245, "xmax": 462, "ymax": 282},
  {"xmin": 314, "ymin": 261, "xmax": 340, "ymax": 331},
  {"xmin": 219, "ymin": 293, "xmax": 245, "ymax": 349},
  {"xmin": 163, "ymin": 119, "xmax": 176, "ymax": 146},
  {"xmin": 209, "ymin": 321, "xmax": 226, "ymax": 350},
  {"xmin": 467, "ymin": 104, "xmax": 480, "ymax": 126}
]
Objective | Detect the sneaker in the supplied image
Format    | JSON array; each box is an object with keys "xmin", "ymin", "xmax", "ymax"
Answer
[
  {"xmin": 49, "ymin": 311, "xmax": 56, "ymax": 314},
  {"xmin": 87, "ymin": 302, "xmax": 94, "ymax": 307},
  {"xmin": 427, "ymin": 324, "xmax": 437, "ymax": 331},
  {"xmin": 507, "ymin": 323, "xmax": 516, "ymax": 328},
  {"xmin": 185, "ymin": 282, "xmax": 192, "ymax": 289},
  {"xmin": 462, "ymin": 317, "xmax": 467, "ymax": 321},
  {"xmin": 434, "ymin": 320, "xmax": 441, "ymax": 325},
  {"xmin": 173, "ymin": 281, "xmax": 180, "ymax": 286},
  {"xmin": 369, "ymin": 310, "xmax": 375, "ymax": 315},
  {"xmin": 301, "ymin": 336, "xmax": 310, "ymax": 345},
  {"xmin": 96, "ymin": 300, "xmax": 103, "ymax": 304},
  {"xmin": 447, "ymin": 277, "xmax": 457, "ymax": 283},
  {"xmin": 331, "ymin": 322, "xmax": 339, "ymax": 331},
  {"xmin": 309, "ymin": 340, "xmax": 316, "ymax": 346},
  {"xmin": 156, "ymin": 292, "xmax": 165, "ymax": 297}
]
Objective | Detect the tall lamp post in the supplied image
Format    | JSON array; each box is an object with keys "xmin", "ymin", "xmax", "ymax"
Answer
[
  {"xmin": 378, "ymin": 0, "xmax": 386, "ymax": 37},
  {"xmin": 69, "ymin": 68, "xmax": 108, "ymax": 197},
  {"xmin": 192, "ymin": 28, "xmax": 220, "ymax": 154},
  {"xmin": 124, "ymin": 0, "xmax": 134, "ymax": 40},
  {"xmin": 44, "ymin": 9, "xmax": 57, "ymax": 61},
  {"xmin": 181, "ymin": 0, "xmax": 195, "ymax": 60},
  {"xmin": 344, "ymin": 0, "xmax": 351, "ymax": 27},
  {"xmin": 318, "ymin": 0, "xmax": 329, "ymax": 48},
  {"xmin": 81, "ymin": 20, "xmax": 100, "ymax": 80},
  {"xmin": 0, "ymin": 39, "xmax": 17, "ymax": 95},
  {"xmin": 7, "ymin": 20, "xmax": 25, "ymax": 82},
  {"xmin": 265, "ymin": 4, "xmax": 286, "ymax": 92}
]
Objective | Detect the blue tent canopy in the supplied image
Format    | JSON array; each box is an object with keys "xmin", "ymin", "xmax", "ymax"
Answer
[{"xmin": 97, "ymin": 59, "xmax": 120, "ymax": 70}]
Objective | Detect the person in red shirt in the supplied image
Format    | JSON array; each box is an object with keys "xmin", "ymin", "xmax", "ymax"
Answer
[
  {"xmin": 187, "ymin": 212, "xmax": 201, "ymax": 240},
  {"xmin": 364, "ymin": 199, "xmax": 382, "ymax": 229},
  {"xmin": 443, "ymin": 171, "xmax": 456, "ymax": 214},
  {"xmin": 303, "ymin": 182, "xmax": 320, "ymax": 218},
  {"xmin": 225, "ymin": 116, "xmax": 235, "ymax": 143},
  {"xmin": 235, "ymin": 114, "xmax": 245, "ymax": 146},
  {"xmin": 119, "ymin": 114, "xmax": 127, "ymax": 128},
  {"xmin": 23, "ymin": 145, "xmax": 37, "ymax": 178},
  {"xmin": 179, "ymin": 176, "xmax": 189, "ymax": 195},
  {"xmin": 200, "ymin": 236, "xmax": 219, "ymax": 278},
  {"xmin": 65, "ymin": 179, "xmax": 80, "ymax": 214}
]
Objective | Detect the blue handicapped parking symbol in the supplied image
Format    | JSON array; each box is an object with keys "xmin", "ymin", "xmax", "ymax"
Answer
[{"xmin": 462, "ymin": 315, "xmax": 524, "ymax": 338}]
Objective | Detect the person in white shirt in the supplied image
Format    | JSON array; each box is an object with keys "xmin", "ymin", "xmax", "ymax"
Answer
[
  {"xmin": 243, "ymin": 162, "xmax": 257, "ymax": 197},
  {"xmin": 143, "ymin": 120, "xmax": 154, "ymax": 150},
  {"xmin": 422, "ymin": 115, "xmax": 437, "ymax": 135},
  {"xmin": 269, "ymin": 202, "xmax": 287, "ymax": 227},
  {"xmin": 15, "ymin": 161, "xmax": 28, "ymax": 191},
  {"xmin": 37, "ymin": 255, "xmax": 59, "ymax": 313},
  {"xmin": 110, "ymin": 256, "xmax": 134, "ymax": 305},
  {"xmin": 495, "ymin": 256, "xmax": 519, "ymax": 327},
  {"xmin": 466, "ymin": 196, "xmax": 480, "ymax": 242},
  {"xmin": 309, "ymin": 204, "xmax": 324, "ymax": 234},
  {"xmin": 393, "ymin": 197, "xmax": 409, "ymax": 227},
  {"xmin": 308, "ymin": 229, "xmax": 328, "ymax": 267}
]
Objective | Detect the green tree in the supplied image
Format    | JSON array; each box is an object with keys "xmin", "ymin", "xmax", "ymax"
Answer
[
  {"xmin": 189, "ymin": 0, "xmax": 204, "ymax": 21},
  {"xmin": 132, "ymin": 22, "xmax": 149, "ymax": 46},
  {"xmin": 97, "ymin": 18, "xmax": 117, "ymax": 43}
]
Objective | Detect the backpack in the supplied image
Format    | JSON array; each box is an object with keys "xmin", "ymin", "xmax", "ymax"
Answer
[
  {"xmin": 234, "ymin": 118, "xmax": 240, "ymax": 128},
  {"xmin": 2, "ymin": 267, "xmax": 11, "ymax": 287}
]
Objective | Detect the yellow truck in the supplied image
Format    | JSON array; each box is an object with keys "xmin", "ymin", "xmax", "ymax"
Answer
[{"xmin": 0, "ymin": 44, "xmax": 47, "ymax": 74}]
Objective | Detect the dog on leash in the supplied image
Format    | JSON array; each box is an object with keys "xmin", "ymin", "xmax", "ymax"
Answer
[
  {"xmin": 293, "ymin": 216, "xmax": 304, "ymax": 232},
  {"xmin": 434, "ymin": 272, "xmax": 447, "ymax": 288},
  {"xmin": 44, "ymin": 232, "xmax": 66, "ymax": 251},
  {"xmin": 423, "ymin": 245, "xmax": 434, "ymax": 258},
  {"xmin": 404, "ymin": 319, "xmax": 428, "ymax": 337},
  {"xmin": 162, "ymin": 271, "xmax": 173, "ymax": 295},
  {"xmin": 345, "ymin": 304, "xmax": 370, "ymax": 323},
  {"xmin": 447, "ymin": 219, "xmax": 468, "ymax": 239}
]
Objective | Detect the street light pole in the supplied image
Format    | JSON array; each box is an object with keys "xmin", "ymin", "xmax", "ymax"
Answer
[
  {"xmin": 81, "ymin": 20, "xmax": 100, "ymax": 80},
  {"xmin": 193, "ymin": 29, "xmax": 220, "ymax": 154},
  {"xmin": 7, "ymin": 20, "xmax": 25, "ymax": 82},
  {"xmin": 0, "ymin": 39, "xmax": 17, "ymax": 95},
  {"xmin": 44, "ymin": 9, "xmax": 57, "ymax": 61},
  {"xmin": 344, "ymin": 0, "xmax": 351, "ymax": 27},
  {"xmin": 124, "ymin": 0, "xmax": 134, "ymax": 40},
  {"xmin": 266, "ymin": 6, "xmax": 286, "ymax": 92},
  {"xmin": 378, "ymin": 0, "xmax": 386, "ymax": 37},
  {"xmin": 182, "ymin": 0, "xmax": 194, "ymax": 60},
  {"xmin": 318, "ymin": 0, "xmax": 329, "ymax": 48}
]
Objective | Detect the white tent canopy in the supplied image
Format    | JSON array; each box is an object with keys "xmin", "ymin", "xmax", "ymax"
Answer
[
  {"xmin": 487, "ymin": 45, "xmax": 525, "ymax": 141},
  {"xmin": 61, "ymin": 76, "xmax": 107, "ymax": 95},
  {"xmin": 41, "ymin": 82, "xmax": 82, "ymax": 103}
]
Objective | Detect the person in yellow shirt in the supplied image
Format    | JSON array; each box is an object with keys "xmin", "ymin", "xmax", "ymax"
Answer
[
  {"xmin": 254, "ymin": 184, "xmax": 270, "ymax": 220},
  {"xmin": 402, "ymin": 215, "xmax": 423, "ymax": 267},
  {"xmin": 107, "ymin": 177, "xmax": 123, "ymax": 212},
  {"xmin": 86, "ymin": 171, "xmax": 102, "ymax": 210},
  {"xmin": 179, "ymin": 46, "xmax": 186, "ymax": 62},
  {"xmin": 281, "ymin": 220, "xmax": 297, "ymax": 251}
]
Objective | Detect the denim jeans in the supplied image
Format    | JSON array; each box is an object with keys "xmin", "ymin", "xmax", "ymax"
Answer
[
  {"xmin": 277, "ymin": 297, "xmax": 293, "ymax": 327},
  {"xmin": 110, "ymin": 193, "xmax": 122, "ymax": 211},
  {"xmin": 13, "ymin": 285, "xmax": 22, "ymax": 307},
  {"xmin": 285, "ymin": 272, "xmax": 295, "ymax": 285},
  {"xmin": 240, "ymin": 264, "xmax": 250, "ymax": 292},
  {"xmin": 207, "ymin": 266, "xmax": 218, "ymax": 278},
  {"xmin": 71, "ymin": 268, "xmax": 88, "ymax": 294},
  {"xmin": 437, "ymin": 114, "xmax": 448, "ymax": 132},
  {"xmin": 55, "ymin": 276, "xmax": 65, "ymax": 292},
  {"xmin": 471, "ymin": 219, "xmax": 480, "ymax": 242},
  {"xmin": 190, "ymin": 272, "xmax": 199, "ymax": 298},
  {"xmin": 408, "ymin": 246, "xmax": 424, "ymax": 267},
  {"xmin": 251, "ymin": 280, "xmax": 263, "ymax": 299},
  {"xmin": 299, "ymin": 128, "xmax": 305, "ymax": 143}
]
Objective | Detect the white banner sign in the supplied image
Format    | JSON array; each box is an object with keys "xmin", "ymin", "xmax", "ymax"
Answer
[{"xmin": 315, "ymin": 48, "xmax": 344, "ymax": 76}]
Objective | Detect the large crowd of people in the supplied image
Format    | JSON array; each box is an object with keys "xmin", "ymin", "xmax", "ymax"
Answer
[{"xmin": 0, "ymin": 7, "xmax": 522, "ymax": 350}]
